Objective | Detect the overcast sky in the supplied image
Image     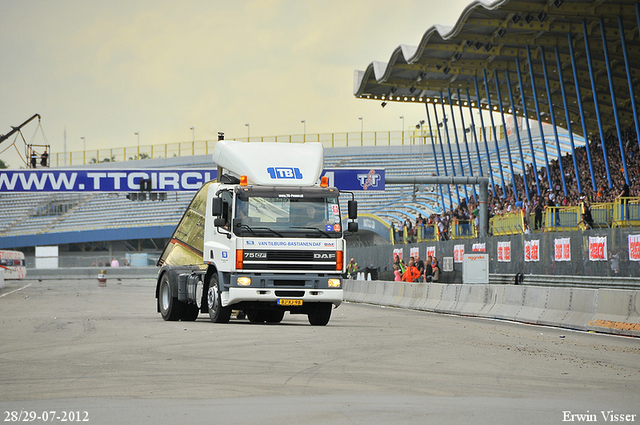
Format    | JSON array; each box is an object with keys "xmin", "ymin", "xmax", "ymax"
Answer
[{"xmin": 1, "ymin": 0, "xmax": 474, "ymax": 168}]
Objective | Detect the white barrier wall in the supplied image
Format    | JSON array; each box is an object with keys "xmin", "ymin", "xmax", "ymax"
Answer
[{"xmin": 344, "ymin": 280, "xmax": 640, "ymax": 337}]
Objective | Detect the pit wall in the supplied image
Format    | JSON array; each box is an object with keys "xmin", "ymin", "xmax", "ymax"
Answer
[{"xmin": 344, "ymin": 280, "xmax": 640, "ymax": 337}]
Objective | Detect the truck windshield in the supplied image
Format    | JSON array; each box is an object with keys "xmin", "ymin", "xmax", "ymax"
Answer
[{"xmin": 234, "ymin": 193, "xmax": 341, "ymax": 238}]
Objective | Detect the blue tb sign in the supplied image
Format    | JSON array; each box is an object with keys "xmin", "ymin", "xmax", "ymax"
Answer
[{"xmin": 266, "ymin": 167, "xmax": 303, "ymax": 180}]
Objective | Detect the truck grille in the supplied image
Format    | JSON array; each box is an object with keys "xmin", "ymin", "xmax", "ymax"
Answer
[{"xmin": 242, "ymin": 250, "xmax": 337, "ymax": 272}]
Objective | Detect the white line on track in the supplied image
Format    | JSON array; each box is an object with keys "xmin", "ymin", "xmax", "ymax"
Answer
[{"xmin": 0, "ymin": 283, "xmax": 32, "ymax": 298}]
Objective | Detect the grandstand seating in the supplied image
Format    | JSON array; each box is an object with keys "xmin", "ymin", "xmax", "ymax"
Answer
[{"xmin": 0, "ymin": 123, "xmax": 629, "ymax": 247}]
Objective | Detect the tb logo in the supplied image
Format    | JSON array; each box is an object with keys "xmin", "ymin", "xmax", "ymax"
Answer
[{"xmin": 267, "ymin": 167, "xmax": 303, "ymax": 179}]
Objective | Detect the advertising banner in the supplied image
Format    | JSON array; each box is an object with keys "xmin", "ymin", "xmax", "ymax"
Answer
[
  {"xmin": 589, "ymin": 236, "xmax": 607, "ymax": 261},
  {"xmin": 320, "ymin": 168, "xmax": 385, "ymax": 191},
  {"xmin": 629, "ymin": 234, "xmax": 640, "ymax": 261},
  {"xmin": 393, "ymin": 248, "xmax": 403, "ymax": 262},
  {"xmin": 453, "ymin": 244, "xmax": 465, "ymax": 263},
  {"xmin": 554, "ymin": 237, "xmax": 571, "ymax": 262},
  {"xmin": 472, "ymin": 242, "xmax": 485, "ymax": 252},
  {"xmin": 1, "ymin": 168, "xmax": 385, "ymax": 193},
  {"xmin": 524, "ymin": 239, "xmax": 540, "ymax": 262},
  {"xmin": 497, "ymin": 241, "xmax": 511, "ymax": 262}
]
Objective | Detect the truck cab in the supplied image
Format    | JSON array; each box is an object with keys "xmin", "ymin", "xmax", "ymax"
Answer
[{"xmin": 156, "ymin": 140, "xmax": 357, "ymax": 326}]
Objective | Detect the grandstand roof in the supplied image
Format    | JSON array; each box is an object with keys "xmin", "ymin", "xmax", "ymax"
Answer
[{"xmin": 354, "ymin": 0, "xmax": 640, "ymax": 135}]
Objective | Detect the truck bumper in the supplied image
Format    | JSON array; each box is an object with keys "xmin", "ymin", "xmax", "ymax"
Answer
[{"xmin": 224, "ymin": 287, "xmax": 343, "ymax": 308}]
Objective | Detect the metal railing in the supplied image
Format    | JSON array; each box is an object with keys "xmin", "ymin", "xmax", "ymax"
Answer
[
  {"xmin": 49, "ymin": 128, "xmax": 494, "ymax": 167},
  {"xmin": 391, "ymin": 198, "xmax": 640, "ymax": 244}
]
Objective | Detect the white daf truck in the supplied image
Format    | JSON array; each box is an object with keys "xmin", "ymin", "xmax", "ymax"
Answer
[{"xmin": 155, "ymin": 140, "xmax": 357, "ymax": 326}]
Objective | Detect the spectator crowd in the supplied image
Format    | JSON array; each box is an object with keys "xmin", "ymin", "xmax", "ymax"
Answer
[{"xmin": 391, "ymin": 128, "xmax": 639, "ymax": 240}]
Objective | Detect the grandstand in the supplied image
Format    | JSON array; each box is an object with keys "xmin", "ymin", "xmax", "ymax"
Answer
[
  {"xmin": 1, "ymin": 0, "xmax": 638, "ymax": 276},
  {"xmin": 0, "ymin": 122, "xmax": 588, "ymax": 252}
]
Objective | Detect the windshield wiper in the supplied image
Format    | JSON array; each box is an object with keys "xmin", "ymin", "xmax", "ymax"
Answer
[
  {"xmin": 290, "ymin": 226, "xmax": 332, "ymax": 237},
  {"xmin": 237, "ymin": 223, "xmax": 284, "ymax": 237}
]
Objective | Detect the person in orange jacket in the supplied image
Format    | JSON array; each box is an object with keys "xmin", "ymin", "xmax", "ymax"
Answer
[{"xmin": 401, "ymin": 258, "xmax": 421, "ymax": 282}]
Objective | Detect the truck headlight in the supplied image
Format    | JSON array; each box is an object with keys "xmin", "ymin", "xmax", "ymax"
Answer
[
  {"xmin": 328, "ymin": 278, "xmax": 341, "ymax": 288},
  {"xmin": 237, "ymin": 276, "xmax": 252, "ymax": 286}
]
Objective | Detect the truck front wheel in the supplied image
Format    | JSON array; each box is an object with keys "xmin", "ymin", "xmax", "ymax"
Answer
[
  {"xmin": 159, "ymin": 273, "xmax": 185, "ymax": 321},
  {"xmin": 307, "ymin": 303, "xmax": 332, "ymax": 326},
  {"xmin": 207, "ymin": 274, "xmax": 231, "ymax": 323}
]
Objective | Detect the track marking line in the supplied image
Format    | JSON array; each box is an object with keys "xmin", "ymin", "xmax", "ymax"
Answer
[{"xmin": 0, "ymin": 283, "xmax": 33, "ymax": 298}]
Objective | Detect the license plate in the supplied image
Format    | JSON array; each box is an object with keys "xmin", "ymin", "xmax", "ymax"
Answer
[{"xmin": 277, "ymin": 299, "xmax": 303, "ymax": 306}]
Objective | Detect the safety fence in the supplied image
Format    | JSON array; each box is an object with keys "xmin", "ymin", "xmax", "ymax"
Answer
[
  {"xmin": 392, "ymin": 198, "xmax": 640, "ymax": 243},
  {"xmin": 348, "ymin": 226, "xmax": 640, "ymax": 281},
  {"xmin": 392, "ymin": 219, "xmax": 477, "ymax": 243},
  {"xmin": 344, "ymin": 279, "xmax": 640, "ymax": 337}
]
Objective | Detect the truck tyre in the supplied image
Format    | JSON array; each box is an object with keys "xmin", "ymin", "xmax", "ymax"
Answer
[
  {"xmin": 159, "ymin": 273, "xmax": 185, "ymax": 321},
  {"xmin": 266, "ymin": 310, "xmax": 285, "ymax": 324},
  {"xmin": 247, "ymin": 309, "xmax": 268, "ymax": 323},
  {"xmin": 207, "ymin": 274, "xmax": 231, "ymax": 323},
  {"xmin": 308, "ymin": 303, "xmax": 332, "ymax": 326},
  {"xmin": 182, "ymin": 304, "xmax": 199, "ymax": 321}
]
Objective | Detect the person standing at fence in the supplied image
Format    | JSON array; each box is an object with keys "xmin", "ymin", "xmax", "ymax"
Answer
[
  {"xmin": 534, "ymin": 195, "xmax": 543, "ymax": 230},
  {"xmin": 431, "ymin": 259, "xmax": 440, "ymax": 282},
  {"xmin": 401, "ymin": 258, "xmax": 420, "ymax": 282},
  {"xmin": 30, "ymin": 151, "xmax": 38, "ymax": 168},
  {"xmin": 393, "ymin": 265, "xmax": 402, "ymax": 281},
  {"xmin": 414, "ymin": 255, "xmax": 424, "ymax": 282},
  {"xmin": 40, "ymin": 151, "xmax": 49, "ymax": 167},
  {"xmin": 346, "ymin": 258, "xmax": 358, "ymax": 278},
  {"xmin": 617, "ymin": 183, "xmax": 630, "ymax": 220},
  {"xmin": 424, "ymin": 255, "xmax": 433, "ymax": 282}
]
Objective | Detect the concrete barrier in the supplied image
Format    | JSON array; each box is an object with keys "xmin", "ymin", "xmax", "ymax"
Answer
[
  {"xmin": 25, "ymin": 267, "xmax": 158, "ymax": 280},
  {"xmin": 456, "ymin": 284, "xmax": 493, "ymax": 317},
  {"xmin": 434, "ymin": 284, "xmax": 460, "ymax": 314},
  {"xmin": 558, "ymin": 288, "xmax": 598, "ymax": 331},
  {"xmin": 344, "ymin": 280, "xmax": 640, "ymax": 337},
  {"xmin": 515, "ymin": 286, "xmax": 549, "ymax": 325},
  {"xmin": 488, "ymin": 285, "xmax": 526, "ymax": 322},
  {"xmin": 588, "ymin": 289, "xmax": 640, "ymax": 337}
]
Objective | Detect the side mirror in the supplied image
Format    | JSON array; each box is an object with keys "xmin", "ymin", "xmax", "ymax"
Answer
[
  {"xmin": 348, "ymin": 221, "xmax": 358, "ymax": 232},
  {"xmin": 212, "ymin": 198, "xmax": 223, "ymax": 216},
  {"xmin": 213, "ymin": 218, "xmax": 226, "ymax": 227},
  {"xmin": 348, "ymin": 200, "xmax": 357, "ymax": 220}
]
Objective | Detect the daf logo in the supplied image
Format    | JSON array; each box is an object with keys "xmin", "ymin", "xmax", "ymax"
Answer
[
  {"xmin": 244, "ymin": 252, "xmax": 267, "ymax": 259},
  {"xmin": 314, "ymin": 253, "xmax": 336, "ymax": 259}
]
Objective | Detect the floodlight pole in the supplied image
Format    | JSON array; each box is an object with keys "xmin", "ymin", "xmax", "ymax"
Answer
[{"xmin": 385, "ymin": 175, "xmax": 490, "ymax": 238}]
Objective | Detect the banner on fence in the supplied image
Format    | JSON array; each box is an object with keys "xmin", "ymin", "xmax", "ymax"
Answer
[
  {"xmin": 409, "ymin": 247, "xmax": 419, "ymax": 259},
  {"xmin": 426, "ymin": 246, "xmax": 436, "ymax": 259},
  {"xmin": 589, "ymin": 236, "xmax": 607, "ymax": 261},
  {"xmin": 453, "ymin": 244, "xmax": 465, "ymax": 263},
  {"xmin": 392, "ymin": 248, "xmax": 403, "ymax": 262},
  {"xmin": 472, "ymin": 243, "xmax": 485, "ymax": 252},
  {"xmin": 497, "ymin": 241, "xmax": 511, "ymax": 262},
  {"xmin": 630, "ymin": 234, "xmax": 640, "ymax": 262},
  {"xmin": 554, "ymin": 237, "xmax": 571, "ymax": 262},
  {"xmin": 524, "ymin": 239, "xmax": 540, "ymax": 262}
]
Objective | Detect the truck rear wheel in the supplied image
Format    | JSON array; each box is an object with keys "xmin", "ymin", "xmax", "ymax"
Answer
[
  {"xmin": 159, "ymin": 273, "xmax": 185, "ymax": 321},
  {"xmin": 207, "ymin": 274, "xmax": 231, "ymax": 323},
  {"xmin": 266, "ymin": 310, "xmax": 285, "ymax": 324},
  {"xmin": 182, "ymin": 305, "xmax": 199, "ymax": 321},
  {"xmin": 307, "ymin": 303, "xmax": 332, "ymax": 326},
  {"xmin": 247, "ymin": 309, "xmax": 268, "ymax": 323}
]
